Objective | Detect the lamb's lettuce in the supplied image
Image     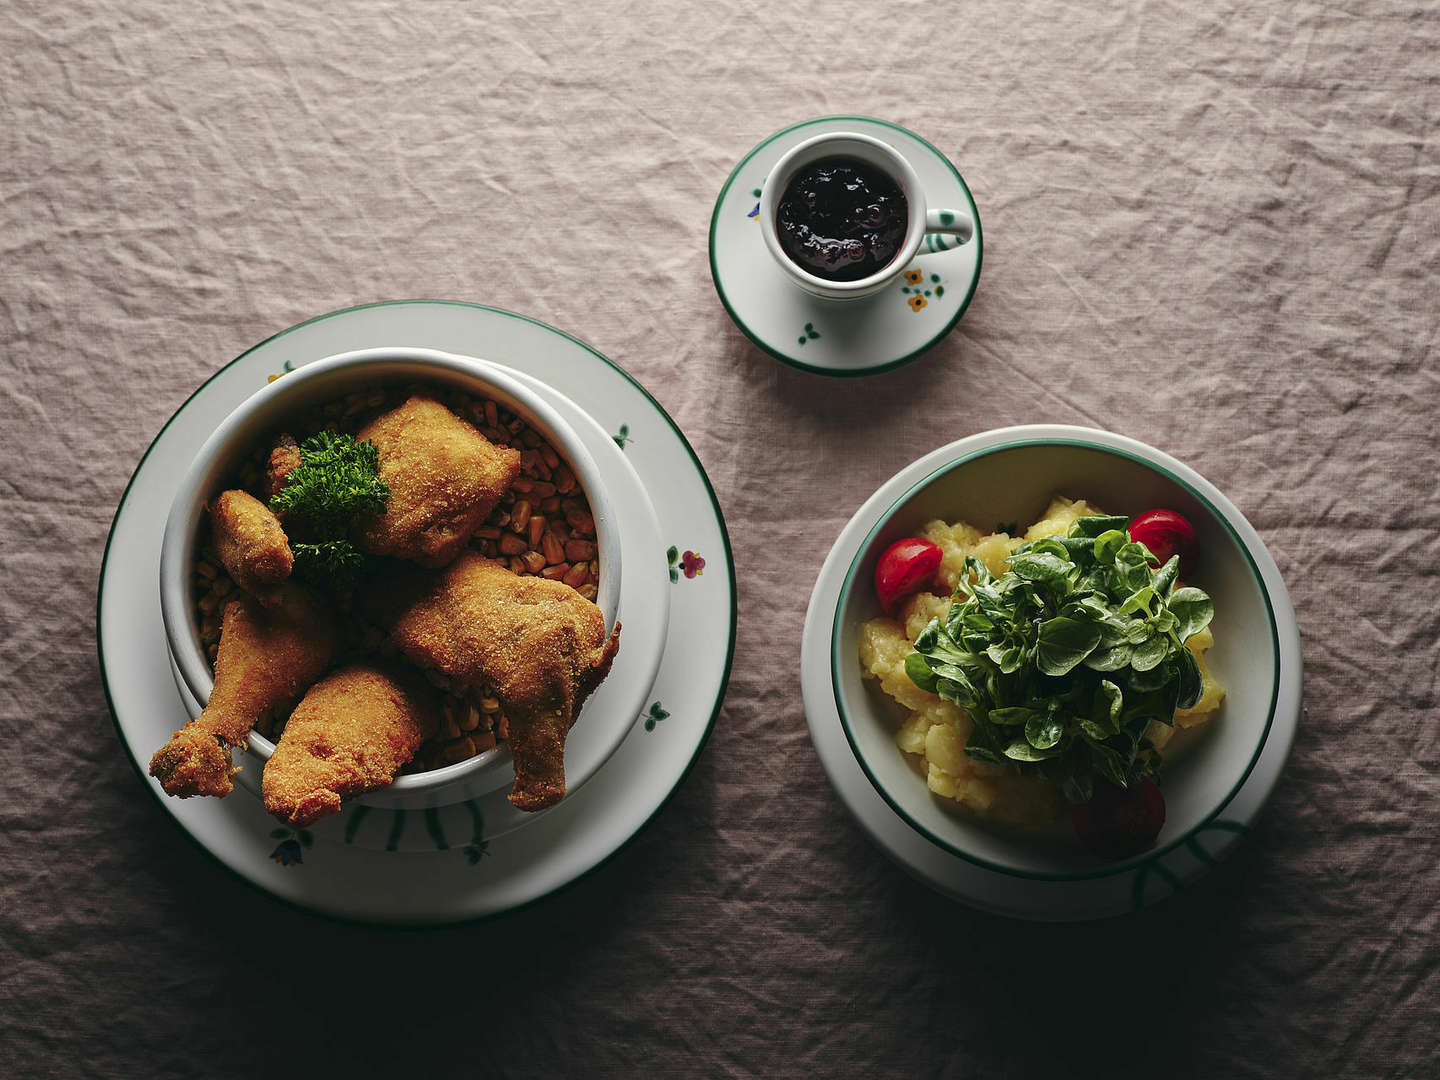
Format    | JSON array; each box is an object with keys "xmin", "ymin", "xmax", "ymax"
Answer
[{"xmin": 904, "ymin": 518, "xmax": 1213, "ymax": 803}]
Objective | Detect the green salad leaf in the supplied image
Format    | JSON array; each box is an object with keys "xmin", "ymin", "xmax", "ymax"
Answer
[
  {"xmin": 270, "ymin": 431, "xmax": 389, "ymax": 590},
  {"xmin": 904, "ymin": 516, "xmax": 1213, "ymax": 802}
]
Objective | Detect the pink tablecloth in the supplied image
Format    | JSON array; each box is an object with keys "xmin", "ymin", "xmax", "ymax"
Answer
[{"xmin": 1, "ymin": 1, "xmax": 1435, "ymax": 1075}]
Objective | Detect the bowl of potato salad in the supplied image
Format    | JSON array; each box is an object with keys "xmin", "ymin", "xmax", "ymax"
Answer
[{"xmin": 829, "ymin": 432, "xmax": 1299, "ymax": 880}]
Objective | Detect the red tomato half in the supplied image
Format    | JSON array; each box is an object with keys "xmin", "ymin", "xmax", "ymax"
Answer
[
  {"xmin": 1071, "ymin": 778, "xmax": 1166, "ymax": 859},
  {"xmin": 874, "ymin": 538, "xmax": 943, "ymax": 615},
  {"xmin": 1128, "ymin": 509, "xmax": 1198, "ymax": 578}
]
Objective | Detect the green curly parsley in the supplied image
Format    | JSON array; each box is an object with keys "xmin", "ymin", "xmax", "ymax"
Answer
[{"xmin": 269, "ymin": 431, "xmax": 388, "ymax": 589}]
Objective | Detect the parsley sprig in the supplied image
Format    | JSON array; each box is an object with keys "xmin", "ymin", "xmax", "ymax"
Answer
[
  {"xmin": 904, "ymin": 515, "xmax": 1214, "ymax": 804},
  {"xmin": 269, "ymin": 431, "xmax": 388, "ymax": 589}
]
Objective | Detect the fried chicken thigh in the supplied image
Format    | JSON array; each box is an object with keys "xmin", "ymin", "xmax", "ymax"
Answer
[
  {"xmin": 262, "ymin": 663, "xmax": 440, "ymax": 827},
  {"xmin": 366, "ymin": 552, "xmax": 620, "ymax": 811},
  {"xmin": 354, "ymin": 395, "xmax": 522, "ymax": 568},
  {"xmin": 149, "ymin": 583, "xmax": 336, "ymax": 799},
  {"xmin": 210, "ymin": 489, "xmax": 292, "ymax": 606}
]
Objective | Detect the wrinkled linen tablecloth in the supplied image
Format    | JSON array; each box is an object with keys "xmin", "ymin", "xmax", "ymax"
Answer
[{"xmin": 1, "ymin": 2, "xmax": 1436, "ymax": 1076}]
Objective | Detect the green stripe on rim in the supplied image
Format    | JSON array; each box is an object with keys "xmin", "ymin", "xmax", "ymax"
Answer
[
  {"xmin": 1131, "ymin": 859, "xmax": 1186, "ymax": 910},
  {"xmin": 708, "ymin": 115, "xmax": 984, "ymax": 378},
  {"xmin": 96, "ymin": 299, "xmax": 738, "ymax": 928},
  {"xmin": 423, "ymin": 807, "xmax": 449, "ymax": 850},
  {"xmin": 343, "ymin": 804, "xmax": 372, "ymax": 845},
  {"xmin": 384, "ymin": 810, "xmax": 407, "ymax": 852},
  {"xmin": 829, "ymin": 438, "xmax": 1282, "ymax": 883}
]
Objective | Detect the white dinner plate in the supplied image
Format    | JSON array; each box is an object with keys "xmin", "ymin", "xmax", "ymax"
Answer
[{"xmin": 99, "ymin": 300, "xmax": 736, "ymax": 924}]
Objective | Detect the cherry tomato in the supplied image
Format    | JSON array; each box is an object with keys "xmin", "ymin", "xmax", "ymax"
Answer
[
  {"xmin": 1128, "ymin": 508, "xmax": 1198, "ymax": 578},
  {"xmin": 874, "ymin": 538, "xmax": 943, "ymax": 615},
  {"xmin": 1071, "ymin": 778, "xmax": 1166, "ymax": 859}
]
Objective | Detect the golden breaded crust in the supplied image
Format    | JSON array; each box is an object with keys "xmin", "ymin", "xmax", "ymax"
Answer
[
  {"xmin": 210, "ymin": 489, "xmax": 292, "ymax": 606},
  {"xmin": 366, "ymin": 552, "xmax": 619, "ymax": 811},
  {"xmin": 149, "ymin": 583, "xmax": 336, "ymax": 799},
  {"xmin": 354, "ymin": 395, "xmax": 522, "ymax": 568},
  {"xmin": 265, "ymin": 434, "xmax": 303, "ymax": 501},
  {"xmin": 262, "ymin": 663, "xmax": 440, "ymax": 827}
]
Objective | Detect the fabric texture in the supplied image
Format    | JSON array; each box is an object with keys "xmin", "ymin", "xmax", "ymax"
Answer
[{"xmin": 1, "ymin": 1, "xmax": 1436, "ymax": 1076}]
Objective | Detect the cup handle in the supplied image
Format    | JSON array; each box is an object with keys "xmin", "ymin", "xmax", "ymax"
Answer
[{"xmin": 923, "ymin": 208, "xmax": 973, "ymax": 251}]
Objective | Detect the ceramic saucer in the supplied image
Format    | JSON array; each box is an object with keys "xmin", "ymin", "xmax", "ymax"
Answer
[
  {"xmin": 709, "ymin": 115, "xmax": 983, "ymax": 377},
  {"xmin": 99, "ymin": 301, "xmax": 736, "ymax": 924}
]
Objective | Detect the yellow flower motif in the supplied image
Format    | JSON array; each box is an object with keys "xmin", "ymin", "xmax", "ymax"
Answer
[
  {"xmin": 908, "ymin": 295, "xmax": 927, "ymax": 312},
  {"xmin": 903, "ymin": 269, "xmax": 923, "ymax": 285}
]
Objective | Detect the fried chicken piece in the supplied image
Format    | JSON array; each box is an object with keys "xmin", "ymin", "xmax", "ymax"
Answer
[
  {"xmin": 262, "ymin": 663, "xmax": 440, "ymax": 828},
  {"xmin": 365, "ymin": 552, "xmax": 620, "ymax": 811},
  {"xmin": 149, "ymin": 583, "xmax": 337, "ymax": 799},
  {"xmin": 353, "ymin": 395, "xmax": 522, "ymax": 568},
  {"xmin": 265, "ymin": 433, "xmax": 302, "ymax": 501},
  {"xmin": 209, "ymin": 489, "xmax": 292, "ymax": 606}
]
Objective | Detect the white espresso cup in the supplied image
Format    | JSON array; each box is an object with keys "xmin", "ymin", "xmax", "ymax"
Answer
[{"xmin": 759, "ymin": 131, "xmax": 973, "ymax": 300}]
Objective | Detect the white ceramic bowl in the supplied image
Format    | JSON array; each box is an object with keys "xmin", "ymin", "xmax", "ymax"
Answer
[
  {"xmin": 159, "ymin": 347, "xmax": 621, "ymax": 811},
  {"xmin": 831, "ymin": 429, "xmax": 1300, "ymax": 881}
]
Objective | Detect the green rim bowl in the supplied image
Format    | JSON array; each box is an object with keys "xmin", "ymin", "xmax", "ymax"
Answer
[
  {"xmin": 158, "ymin": 347, "xmax": 622, "ymax": 812},
  {"xmin": 830, "ymin": 426, "xmax": 1302, "ymax": 881}
]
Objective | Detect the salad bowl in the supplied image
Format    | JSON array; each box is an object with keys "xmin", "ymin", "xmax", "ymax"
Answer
[{"xmin": 823, "ymin": 426, "xmax": 1302, "ymax": 895}]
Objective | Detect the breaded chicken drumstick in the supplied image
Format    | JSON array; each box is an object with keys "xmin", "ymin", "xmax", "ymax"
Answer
[
  {"xmin": 209, "ymin": 489, "xmax": 292, "ymax": 606},
  {"xmin": 149, "ymin": 583, "xmax": 336, "ymax": 799},
  {"xmin": 262, "ymin": 663, "xmax": 440, "ymax": 828},
  {"xmin": 366, "ymin": 552, "xmax": 620, "ymax": 811}
]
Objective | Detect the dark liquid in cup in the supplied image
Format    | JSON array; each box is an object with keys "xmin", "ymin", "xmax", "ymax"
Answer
[{"xmin": 775, "ymin": 155, "xmax": 908, "ymax": 282}]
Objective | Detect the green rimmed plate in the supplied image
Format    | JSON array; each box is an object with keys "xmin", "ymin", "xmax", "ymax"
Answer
[
  {"xmin": 98, "ymin": 301, "xmax": 736, "ymax": 924},
  {"xmin": 709, "ymin": 115, "xmax": 983, "ymax": 376},
  {"xmin": 801, "ymin": 425, "xmax": 1302, "ymax": 920}
]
